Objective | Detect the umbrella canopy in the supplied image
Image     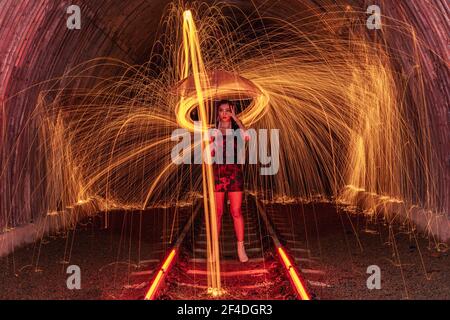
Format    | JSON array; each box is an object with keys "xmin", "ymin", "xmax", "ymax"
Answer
[
  {"xmin": 172, "ymin": 69, "xmax": 269, "ymax": 132},
  {"xmin": 171, "ymin": 69, "xmax": 262, "ymax": 101}
]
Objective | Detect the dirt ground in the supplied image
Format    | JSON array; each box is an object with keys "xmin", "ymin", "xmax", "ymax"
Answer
[
  {"xmin": 0, "ymin": 207, "xmax": 192, "ymax": 300},
  {"xmin": 267, "ymin": 201, "xmax": 450, "ymax": 300}
]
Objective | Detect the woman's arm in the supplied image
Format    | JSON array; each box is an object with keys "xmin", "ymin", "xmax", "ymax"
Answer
[{"xmin": 230, "ymin": 105, "xmax": 251, "ymax": 141}]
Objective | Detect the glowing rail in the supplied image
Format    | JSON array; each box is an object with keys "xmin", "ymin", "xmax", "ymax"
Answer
[
  {"xmin": 254, "ymin": 196, "xmax": 311, "ymax": 300},
  {"xmin": 144, "ymin": 249, "xmax": 177, "ymax": 300},
  {"xmin": 144, "ymin": 201, "xmax": 201, "ymax": 300},
  {"xmin": 278, "ymin": 247, "xmax": 311, "ymax": 300}
]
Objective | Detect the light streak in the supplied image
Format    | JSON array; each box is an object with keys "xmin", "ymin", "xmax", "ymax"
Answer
[
  {"xmin": 2, "ymin": 1, "xmax": 445, "ymax": 290},
  {"xmin": 26, "ymin": 2, "xmax": 440, "ymax": 237},
  {"xmin": 181, "ymin": 9, "xmax": 223, "ymax": 295}
]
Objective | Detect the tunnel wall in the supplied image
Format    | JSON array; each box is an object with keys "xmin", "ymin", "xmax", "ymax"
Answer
[
  {"xmin": 0, "ymin": 0, "xmax": 448, "ymax": 255},
  {"xmin": 372, "ymin": 0, "xmax": 449, "ymax": 241},
  {"xmin": 378, "ymin": 0, "xmax": 449, "ymax": 214},
  {"xmin": 0, "ymin": 0, "xmax": 171, "ymax": 232}
]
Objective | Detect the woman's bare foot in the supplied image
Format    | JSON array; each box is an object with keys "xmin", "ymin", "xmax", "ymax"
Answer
[{"xmin": 237, "ymin": 241, "xmax": 249, "ymax": 262}]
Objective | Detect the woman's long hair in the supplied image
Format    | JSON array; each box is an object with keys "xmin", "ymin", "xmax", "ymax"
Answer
[{"xmin": 215, "ymin": 99, "xmax": 239, "ymax": 130}]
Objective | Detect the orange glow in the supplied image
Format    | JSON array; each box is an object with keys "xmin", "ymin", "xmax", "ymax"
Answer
[
  {"xmin": 144, "ymin": 249, "xmax": 177, "ymax": 300},
  {"xmin": 277, "ymin": 247, "xmax": 311, "ymax": 300}
]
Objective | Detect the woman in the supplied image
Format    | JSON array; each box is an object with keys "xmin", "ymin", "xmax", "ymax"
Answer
[{"xmin": 211, "ymin": 99, "xmax": 250, "ymax": 262}]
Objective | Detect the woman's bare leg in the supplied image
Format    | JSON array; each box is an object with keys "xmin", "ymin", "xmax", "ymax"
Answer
[
  {"xmin": 229, "ymin": 191, "xmax": 248, "ymax": 262},
  {"xmin": 214, "ymin": 192, "xmax": 225, "ymax": 236},
  {"xmin": 228, "ymin": 191, "xmax": 244, "ymax": 241}
]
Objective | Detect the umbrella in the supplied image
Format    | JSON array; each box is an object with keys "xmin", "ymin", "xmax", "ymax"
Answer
[
  {"xmin": 172, "ymin": 69, "xmax": 269, "ymax": 131},
  {"xmin": 171, "ymin": 69, "xmax": 262, "ymax": 101}
]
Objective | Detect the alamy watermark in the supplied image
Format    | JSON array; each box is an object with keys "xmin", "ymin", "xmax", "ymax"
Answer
[
  {"xmin": 65, "ymin": 5, "xmax": 380, "ymax": 32},
  {"xmin": 171, "ymin": 122, "xmax": 280, "ymax": 175},
  {"xmin": 367, "ymin": 5, "xmax": 382, "ymax": 30},
  {"xmin": 66, "ymin": 265, "xmax": 81, "ymax": 290},
  {"xmin": 67, "ymin": 5, "xmax": 81, "ymax": 30},
  {"xmin": 366, "ymin": 265, "xmax": 381, "ymax": 290}
]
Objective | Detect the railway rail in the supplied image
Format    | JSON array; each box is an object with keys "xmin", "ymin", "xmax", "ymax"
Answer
[{"xmin": 141, "ymin": 194, "xmax": 313, "ymax": 300}]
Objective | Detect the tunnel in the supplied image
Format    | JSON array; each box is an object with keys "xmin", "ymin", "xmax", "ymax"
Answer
[{"xmin": 0, "ymin": 0, "xmax": 449, "ymax": 300}]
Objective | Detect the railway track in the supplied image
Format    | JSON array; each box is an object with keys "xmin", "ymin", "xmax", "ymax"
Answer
[{"xmin": 133, "ymin": 194, "xmax": 313, "ymax": 300}]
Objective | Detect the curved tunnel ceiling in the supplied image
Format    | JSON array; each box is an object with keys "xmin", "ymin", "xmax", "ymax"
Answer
[{"xmin": 0, "ymin": 1, "xmax": 448, "ymax": 235}]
